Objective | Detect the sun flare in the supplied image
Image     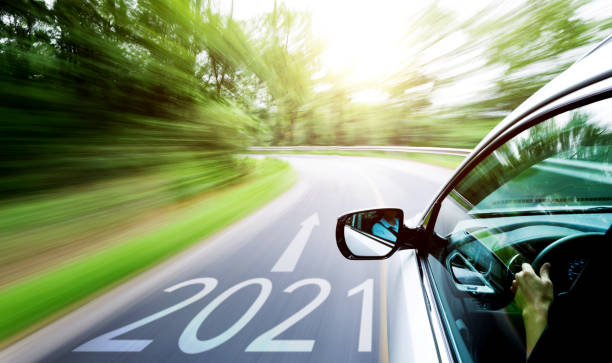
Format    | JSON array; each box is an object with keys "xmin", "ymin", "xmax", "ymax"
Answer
[{"xmin": 311, "ymin": 0, "xmax": 414, "ymax": 84}]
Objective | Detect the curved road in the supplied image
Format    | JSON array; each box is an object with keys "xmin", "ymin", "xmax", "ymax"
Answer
[{"xmin": 1, "ymin": 155, "xmax": 453, "ymax": 363}]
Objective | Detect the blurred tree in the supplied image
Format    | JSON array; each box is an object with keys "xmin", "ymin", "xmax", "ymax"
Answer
[
  {"xmin": 0, "ymin": 0, "xmax": 264, "ymax": 196},
  {"xmin": 2, "ymin": 0, "xmax": 611, "ymax": 197},
  {"xmin": 468, "ymin": 0, "xmax": 612, "ymax": 115},
  {"xmin": 257, "ymin": 1, "xmax": 320, "ymax": 145}
]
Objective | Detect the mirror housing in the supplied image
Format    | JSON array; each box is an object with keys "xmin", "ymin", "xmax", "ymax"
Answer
[{"xmin": 335, "ymin": 208, "xmax": 423, "ymax": 260}]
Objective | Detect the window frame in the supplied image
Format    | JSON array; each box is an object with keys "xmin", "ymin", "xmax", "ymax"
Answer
[
  {"xmin": 418, "ymin": 83, "xmax": 612, "ymax": 363},
  {"xmin": 421, "ymin": 84, "xmax": 612, "ymax": 235}
]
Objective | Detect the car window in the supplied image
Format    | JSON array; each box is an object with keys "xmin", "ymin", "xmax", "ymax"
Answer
[{"xmin": 429, "ymin": 98, "xmax": 612, "ymax": 363}]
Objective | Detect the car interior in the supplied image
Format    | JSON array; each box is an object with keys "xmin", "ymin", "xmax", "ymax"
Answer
[{"xmin": 426, "ymin": 99, "xmax": 612, "ymax": 362}]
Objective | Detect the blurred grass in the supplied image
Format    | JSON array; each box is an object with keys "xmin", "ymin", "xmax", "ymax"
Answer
[
  {"xmin": 0, "ymin": 154, "xmax": 255, "ymax": 283},
  {"xmin": 0, "ymin": 157, "xmax": 295, "ymax": 344},
  {"xmin": 249, "ymin": 150, "xmax": 466, "ymax": 170}
]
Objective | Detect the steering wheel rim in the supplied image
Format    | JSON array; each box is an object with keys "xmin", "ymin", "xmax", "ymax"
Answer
[
  {"xmin": 532, "ymin": 232, "xmax": 606, "ymax": 296},
  {"xmin": 532, "ymin": 232, "xmax": 604, "ymax": 278}
]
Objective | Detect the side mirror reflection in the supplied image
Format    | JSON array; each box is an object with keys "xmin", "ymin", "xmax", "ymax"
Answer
[{"xmin": 336, "ymin": 208, "xmax": 404, "ymax": 259}]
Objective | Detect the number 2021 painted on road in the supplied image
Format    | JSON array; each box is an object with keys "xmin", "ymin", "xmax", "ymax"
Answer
[{"xmin": 74, "ymin": 278, "xmax": 374, "ymax": 354}]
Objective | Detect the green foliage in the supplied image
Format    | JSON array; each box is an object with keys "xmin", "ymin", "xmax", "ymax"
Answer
[
  {"xmin": 0, "ymin": 0, "xmax": 264, "ymax": 196},
  {"xmin": 465, "ymin": 0, "xmax": 612, "ymax": 115},
  {"xmin": 5, "ymin": 0, "xmax": 608, "ymax": 188},
  {"xmin": 0, "ymin": 157, "xmax": 295, "ymax": 343},
  {"xmin": 250, "ymin": 150, "xmax": 465, "ymax": 170},
  {"xmin": 251, "ymin": 0, "xmax": 611, "ymax": 149}
]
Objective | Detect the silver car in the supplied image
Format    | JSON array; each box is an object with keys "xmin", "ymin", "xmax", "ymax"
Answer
[{"xmin": 336, "ymin": 35, "xmax": 612, "ymax": 362}]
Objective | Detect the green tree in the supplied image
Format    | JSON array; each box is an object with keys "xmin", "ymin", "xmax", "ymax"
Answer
[{"xmin": 469, "ymin": 0, "xmax": 612, "ymax": 115}]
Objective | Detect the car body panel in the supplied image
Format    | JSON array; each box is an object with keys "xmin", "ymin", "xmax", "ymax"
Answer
[{"xmin": 386, "ymin": 250, "xmax": 442, "ymax": 363}]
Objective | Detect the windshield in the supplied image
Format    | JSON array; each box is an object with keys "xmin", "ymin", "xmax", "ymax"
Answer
[{"xmin": 436, "ymin": 98, "xmax": 612, "ymax": 246}]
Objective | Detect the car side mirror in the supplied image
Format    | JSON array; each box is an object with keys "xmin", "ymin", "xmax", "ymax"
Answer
[{"xmin": 336, "ymin": 208, "xmax": 422, "ymax": 260}]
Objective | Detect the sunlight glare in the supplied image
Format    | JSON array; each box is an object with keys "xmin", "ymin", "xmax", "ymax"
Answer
[
  {"xmin": 310, "ymin": 0, "xmax": 416, "ymax": 84},
  {"xmin": 350, "ymin": 89, "xmax": 389, "ymax": 104}
]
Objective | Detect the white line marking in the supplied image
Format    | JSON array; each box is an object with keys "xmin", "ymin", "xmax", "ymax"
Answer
[
  {"xmin": 179, "ymin": 278, "xmax": 272, "ymax": 354},
  {"xmin": 73, "ymin": 278, "xmax": 217, "ymax": 352},
  {"xmin": 245, "ymin": 278, "xmax": 331, "ymax": 352},
  {"xmin": 271, "ymin": 213, "xmax": 319, "ymax": 272},
  {"xmin": 348, "ymin": 278, "xmax": 374, "ymax": 352}
]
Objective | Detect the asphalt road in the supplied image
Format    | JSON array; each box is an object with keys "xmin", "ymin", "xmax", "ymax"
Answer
[{"xmin": 0, "ymin": 155, "xmax": 453, "ymax": 363}]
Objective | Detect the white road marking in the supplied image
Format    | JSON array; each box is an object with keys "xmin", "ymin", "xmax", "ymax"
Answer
[
  {"xmin": 179, "ymin": 278, "xmax": 272, "ymax": 354},
  {"xmin": 271, "ymin": 213, "xmax": 319, "ymax": 272},
  {"xmin": 73, "ymin": 278, "xmax": 217, "ymax": 352},
  {"xmin": 348, "ymin": 279, "xmax": 374, "ymax": 352},
  {"xmin": 245, "ymin": 278, "xmax": 331, "ymax": 352}
]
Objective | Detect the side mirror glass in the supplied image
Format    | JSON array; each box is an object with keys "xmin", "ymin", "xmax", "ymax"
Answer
[{"xmin": 336, "ymin": 208, "xmax": 403, "ymax": 259}]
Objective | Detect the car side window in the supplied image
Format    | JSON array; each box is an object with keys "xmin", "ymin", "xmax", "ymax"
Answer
[{"xmin": 429, "ymin": 98, "xmax": 612, "ymax": 363}]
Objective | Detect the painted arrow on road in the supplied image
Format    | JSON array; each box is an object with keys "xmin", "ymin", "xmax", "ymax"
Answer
[{"xmin": 271, "ymin": 213, "xmax": 320, "ymax": 272}]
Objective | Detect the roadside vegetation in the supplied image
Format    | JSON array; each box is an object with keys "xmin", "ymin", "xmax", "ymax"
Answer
[
  {"xmin": 0, "ymin": 157, "xmax": 295, "ymax": 344},
  {"xmin": 250, "ymin": 151, "xmax": 466, "ymax": 170}
]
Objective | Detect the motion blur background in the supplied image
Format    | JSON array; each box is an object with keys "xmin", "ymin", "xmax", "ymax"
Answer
[{"xmin": 1, "ymin": 0, "xmax": 611, "ymax": 345}]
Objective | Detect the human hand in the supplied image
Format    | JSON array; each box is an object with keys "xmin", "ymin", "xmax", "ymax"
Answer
[
  {"xmin": 511, "ymin": 262, "xmax": 553, "ymax": 356},
  {"xmin": 511, "ymin": 262, "xmax": 553, "ymax": 316}
]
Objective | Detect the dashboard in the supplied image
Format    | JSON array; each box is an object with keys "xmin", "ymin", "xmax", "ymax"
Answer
[
  {"xmin": 493, "ymin": 228, "xmax": 604, "ymax": 296},
  {"xmin": 448, "ymin": 220, "xmax": 608, "ymax": 303}
]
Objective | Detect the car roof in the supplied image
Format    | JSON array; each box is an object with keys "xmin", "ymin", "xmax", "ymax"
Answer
[{"xmin": 473, "ymin": 34, "xmax": 612, "ymax": 154}]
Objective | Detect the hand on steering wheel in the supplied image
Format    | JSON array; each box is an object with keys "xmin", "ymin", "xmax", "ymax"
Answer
[
  {"xmin": 511, "ymin": 262, "xmax": 554, "ymax": 315},
  {"xmin": 531, "ymin": 232, "xmax": 604, "ymax": 294},
  {"xmin": 511, "ymin": 262, "xmax": 554, "ymax": 357}
]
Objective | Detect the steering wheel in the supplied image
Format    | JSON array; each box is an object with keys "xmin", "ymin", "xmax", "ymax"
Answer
[{"xmin": 532, "ymin": 232, "xmax": 605, "ymax": 295}]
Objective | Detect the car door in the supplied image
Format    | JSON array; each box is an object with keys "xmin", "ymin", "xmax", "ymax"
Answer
[{"xmin": 422, "ymin": 91, "xmax": 612, "ymax": 362}]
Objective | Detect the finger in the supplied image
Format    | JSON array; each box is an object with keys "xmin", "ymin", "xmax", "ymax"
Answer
[
  {"xmin": 522, "ymin": 263, "xmax": 535, "ymax": 275},
  {"xmin": 540, "ymin": 262, "xmax": 551, "ymax": 281}
]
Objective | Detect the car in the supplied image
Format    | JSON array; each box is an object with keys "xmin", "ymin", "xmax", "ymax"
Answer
[{"xmin": 335, "ymin": 35, "xmax": 612, "ymax": 363}]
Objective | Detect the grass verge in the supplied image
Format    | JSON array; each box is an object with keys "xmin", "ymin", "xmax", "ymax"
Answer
[
  {"xmin": 0, "ymin": 157, "xmax": 295, "ymax": 344},
  {"xmin": 249, "ymin": 150, "xmax": 466, "ymax": 169}
]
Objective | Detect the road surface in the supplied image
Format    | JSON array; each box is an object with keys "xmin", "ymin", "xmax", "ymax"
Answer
[{"xmin": 0, "ymin": 155, "xmax": 454, "ymax": 363}]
